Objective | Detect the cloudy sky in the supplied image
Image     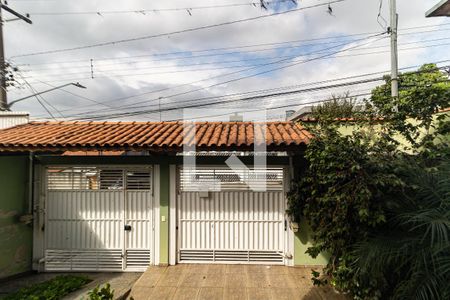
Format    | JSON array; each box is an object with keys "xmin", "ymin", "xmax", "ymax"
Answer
[{"xmin": 3, "ymin": 0, "xmax": 449, "ymax": 121}]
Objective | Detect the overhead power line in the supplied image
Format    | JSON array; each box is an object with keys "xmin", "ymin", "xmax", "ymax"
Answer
[
  {"xmin": 30, "ymin": 36, "xmax": 450, "ymax": 88},
  {"xmin": 20, "ymin": 37, "xmax": 450, "ymax": 81},
  {"xmin": 75, "ymin": 76, "xmax": 450, "ymax": 121},
  {"xmin": 73, "ymin": 77, "xmax": 387, "ymax": 121},
  {"xmin": 167, "ymin": 92, "xmax": 374, "ymax": 121},
  {"xmin": 10, "ymin": 0, "xmax": 345, "ymax": 59},
  {"xmin": 25, "ymin": 32, "xmax": 382, "ymax": 116},
  {"xmin": 21, "ymin": 35, "xmax": 450, "ymax": 74},
  {"xmin": 67, "ymin": 64, "xmax": 450, "ymax": 121},
  {"xmin": 13, "ymin": 23, "xmax": 450, "ymax": 68},
  {"xmin": 27, "ymin": 0, "xmax": 297, "ymax": 16},
  {"xmin": 30, "ymin": 59, "xmax": 450, "ymax": 119}
]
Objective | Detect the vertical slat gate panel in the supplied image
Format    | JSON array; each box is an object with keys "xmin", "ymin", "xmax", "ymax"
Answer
[
  {"xmin": 44, "ymin": 166, "xmax": 153, "ymax": 272},
  {"xmin": 177, "ymin": 190, "xmax": 285, "ymax": 264}
]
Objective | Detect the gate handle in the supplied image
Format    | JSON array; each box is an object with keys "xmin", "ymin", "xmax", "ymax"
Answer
[{"xmin": 124, "ymin": 225, "xmax": 132, "ymax": 231}]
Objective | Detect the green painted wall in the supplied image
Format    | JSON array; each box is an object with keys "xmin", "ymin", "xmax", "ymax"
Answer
[
  {"xmin": 159, "ymin": 163, "xmax": 170, "ymax": 265},
  {"xmin": 294, "ymin": 220, "xmax": 329, "ymax": 266},
  {"xmin": 334, "ymin": 111, "xmax": 450, "ymax": 148},
  {"xmin": 0, "ymin": 156, "xmax": 32, "ymax": 279}
]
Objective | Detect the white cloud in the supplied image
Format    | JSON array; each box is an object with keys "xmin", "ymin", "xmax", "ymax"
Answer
[{"xmin": 4, "ymin": 0, "xmax": 449, "ymax": 120}]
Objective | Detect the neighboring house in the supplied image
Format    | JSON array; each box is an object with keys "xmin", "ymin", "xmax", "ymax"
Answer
[
  {"xmin": 287, "ymin": 105, "xmax": 366, "ymax": 122},
  {"xmin": 0, "ymin": 111, "xmax": 29, "ymax": 129},
  {"xmin": 0, "ymin": 120, "xmax": 326, "ymax": 277},
  {"xmin": 286, "ymin": 106, "xmax": 314, "ymax": 121},
  {"xmin": 426, "ymin": 0, "xmax": 450, "ymax": 17}
]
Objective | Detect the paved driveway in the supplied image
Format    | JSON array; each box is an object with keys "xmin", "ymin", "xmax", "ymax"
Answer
[{"xmin": 128, "ymin": 264, "xmax": 347, "ymax": 300}]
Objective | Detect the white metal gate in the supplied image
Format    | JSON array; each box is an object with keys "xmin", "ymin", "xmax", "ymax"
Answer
[
  {"xmin": 44, "ymin": 166, "xmax": 153, "ymax": 271},
  {"xmin": 177, "ymin": 167, "xmax": 286, "ymax": 264}
]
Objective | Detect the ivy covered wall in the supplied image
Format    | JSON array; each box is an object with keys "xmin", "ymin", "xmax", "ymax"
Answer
[{"xmin": 0, "ymin": 156, "xmax": 32, "ymax": 279}]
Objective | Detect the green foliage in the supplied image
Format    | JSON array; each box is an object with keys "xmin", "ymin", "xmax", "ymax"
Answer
[
  {"xmin": 287, "ymin": 125, "xmax": 400, "ymax": 299},
  {"xmin": 1, "ymin": 275, "xmax": 91, "ymax": 300},
  {"xmin": 370, "ymin": 63, "xmax": 450, "ymax": 146},
  {"xmin": 311, "ymin": 93, "xmax": 363, "ymax": 120},
  {"xmin": 353, "ymin": 159, "xmax": 450, "ymax": 300},
  {"xmin": 287, "ymin": 126, "xmax": 396, "ymax": 257},
  {"xmin": 87, "ymin": 283, "xmax": 114, "ymax": 300},
  {"xmin": 287, "ymin": 63, "xmax": 450, "ymax": 299}
]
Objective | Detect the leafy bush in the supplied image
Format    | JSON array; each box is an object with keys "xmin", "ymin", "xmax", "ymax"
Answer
[
  {"xmin": 287, "ymin": 64, "xmax": 449, "ymax": 299},
  {"xmin": 1, "ymin": 275, "xmax": 91, "ymax": 300},
  {"xmin": 287, "ymin": 125, "xmax": 401, "ymax": 299},
  {"xmin": 88, "ymin": 283, "xmax": 114, "ymax": 300},
  {"xmin": 353, "ymin": 160, "xmax": 450, "ymax": 300}
]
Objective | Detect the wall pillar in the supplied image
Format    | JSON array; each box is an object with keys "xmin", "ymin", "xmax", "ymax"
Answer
[{"xmin": 159, "ymin": 162, "xmax": 170, "ymax": 265}]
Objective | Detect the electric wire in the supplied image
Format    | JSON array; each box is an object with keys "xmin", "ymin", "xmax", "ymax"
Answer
[
  {"xmin": 29, "ymin": 59, "xmax": 450, "ymax": 119},
  {"xmin": 68, "ymin": 64, "xmax": 450, "ymax": 120},
  {"xmin": 26, "ymin": 0, "xmax": 297, "ymax": 16},
  {"xmin": 13, "ymin": 23, "xmax": 450, "ymax": 69},
  {"xmin": 20, "ymin": 38, "xmax": 450, "ymax": 81},
  {"xmin": 10, "ymin": 0, "xmax": 345, "ymax": 59}
]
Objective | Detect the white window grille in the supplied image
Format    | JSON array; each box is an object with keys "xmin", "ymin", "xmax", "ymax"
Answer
[
  {"xmin": 179, "ymin": 166, "xmax": 284, "ymax": 191},
  {"xmin": 47, "ymin": 167, "xmax": 151, "ymax": 191}
]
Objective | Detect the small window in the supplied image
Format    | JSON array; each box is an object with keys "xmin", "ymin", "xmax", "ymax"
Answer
[
  {"xmin": 47, "ymin": 167, "xmax": 151, "ymax": 191},
  {"xmin": 179, "ymin": 167, "xmax": 284, "ymax": 191},
  {"xmin": 126, "ymin": 171, "xmax": 151, "ymax": 190}
]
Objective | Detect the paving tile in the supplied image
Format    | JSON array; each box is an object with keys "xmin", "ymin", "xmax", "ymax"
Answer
[
  {"xmin": 172, "ymin": 287, "xmax": 200, "ymax": 300},
  {"xmin": 133, "ymin": 273, "xmax": 163, "ymax": 288},
  {"xmin": 267, "ymin": 274, "xmax": 298, "ymax": 289},
  {"xmin": 197, "ymin": 287, "xmax": 224, "ymax": 300},
  {"xmin": 226, "ymin": 264, "xmax": 247, "ymax": 274},
  {"xmin": 288, "ymin": 267, "xmax": 313, "ymax": 277},
  {"xmin": 247, "ymin": 265, "xmax": 268, "ymax": 273},
  {"xmin": 246, "ymin": 288, "xmax": 272, "ymax": 300},
  {"xmin": 127, "ymin": 265, "xmax": 342, "ymax": 300},
  {"xmin": 203, "ymin": 273, "xmax": 226, "ymax": 287},
  {"xmin": 187, "ymin": 264, "xmax": 210, "ymax": 274},
  {"xmin": 264, "ymin": 265, "xmax": 289, "ymax": 275},
  {"xmin": 224, "ymin": 288, "xmax": 248, "ymax": 300},
  {"xmin": 301, "ymin": 288, "xmax": 324, "ymax": 300},
  {"xmin": 179, "ymin": 273, "xmax": 208, "ymax": 287},
  {"xmin": 206, "ymin": 264, "xmax": 226, "ymax": 274},
  {"xmin": 128, "ymin": 286, "xmax": 153, "ymax": 300},
  {"xmin": 246, "ymin": 273, "xmax": 270, "ymax": 288},
  {"xmin": 315, "ymin": 286, "xmax": 348, "ymax": 300},
  {"xmin": 166, "ymin": 264, "xmax": 190, "ymax": 275},
  {"xmin": 146, "ymin": 287, "xmax": 176, "ymax": 300},
  {"xmin": 156, "ymin": 272, "xmax": 185, "ymax": 287},
  {"xmin": 268, "ymin": 288, "xmax": 299, "ymax": 300},
  {"xmin": 225, "ymin": 273, "xmax": 247, "ymax": 288},
  {"xmin": 145, "ymin": 266, "xmax": 168, "ymax": 275}
]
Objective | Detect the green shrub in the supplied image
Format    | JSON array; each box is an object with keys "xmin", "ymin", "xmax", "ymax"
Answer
[
  {"xmin": 353, "ymin": 160, "xmax": 450, "ymax": 300},
  {"xmin": 287, "ymin": 64, "xmax": 449, "ymax": 299},
  {"xmin": 1, "ymin": 275, "xmax": 91, "ymax": 300},
  {"xmin": 87, "ymin": 283, "xmax": 114, "ymax": 300}
]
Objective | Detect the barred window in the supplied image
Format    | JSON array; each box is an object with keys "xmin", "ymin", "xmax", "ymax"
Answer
[
  {"xmin": 179, "ymin": 167, "xmax": 284, "ymax": 191},
  {"xmin": 47, "ymin": 167, "xmax": 151, "ymax": 190}
]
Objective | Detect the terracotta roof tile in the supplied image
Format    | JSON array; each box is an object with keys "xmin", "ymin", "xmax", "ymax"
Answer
[{"xmin": 0, "ymin": 121, "xmax": 310, "ymax": 152}]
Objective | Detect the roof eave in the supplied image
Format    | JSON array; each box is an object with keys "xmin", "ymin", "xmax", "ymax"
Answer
[{"xmin": 426, "ymin": 0, "xmax": 450, "ymax": 17}]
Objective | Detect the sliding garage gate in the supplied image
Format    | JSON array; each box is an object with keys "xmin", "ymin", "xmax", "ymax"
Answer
[
  {"xmin": 177, "ymin": 166, "xmax": 287, "ymax": 264},
  {"xmin": 44, "ymin": 166, "xmax": 154, "ymax": 272}
]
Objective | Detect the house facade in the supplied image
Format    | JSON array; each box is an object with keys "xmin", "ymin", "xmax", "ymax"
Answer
[{"xmin": 0, "ymin": 121, "xmax": 328, "ymax": 277}]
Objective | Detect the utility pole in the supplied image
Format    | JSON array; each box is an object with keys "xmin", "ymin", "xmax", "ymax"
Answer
[
  {"xmin": 389, "ymin": 0, "xmax": 399, "ymax": 101},
  {"xmin": 0, "ymin": 2, "xmax": 32, "ymax": 111}
]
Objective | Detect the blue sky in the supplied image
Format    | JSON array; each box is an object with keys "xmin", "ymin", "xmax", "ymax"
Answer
[{"xmin": 3, "ymin": 0, "xmax": 449, "ymax": 121}]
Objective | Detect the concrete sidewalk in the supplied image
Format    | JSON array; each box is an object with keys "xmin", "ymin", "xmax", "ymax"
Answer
[{"xmin": 128, "ymin": 264, "xmax": 347, "ymax": 300}]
